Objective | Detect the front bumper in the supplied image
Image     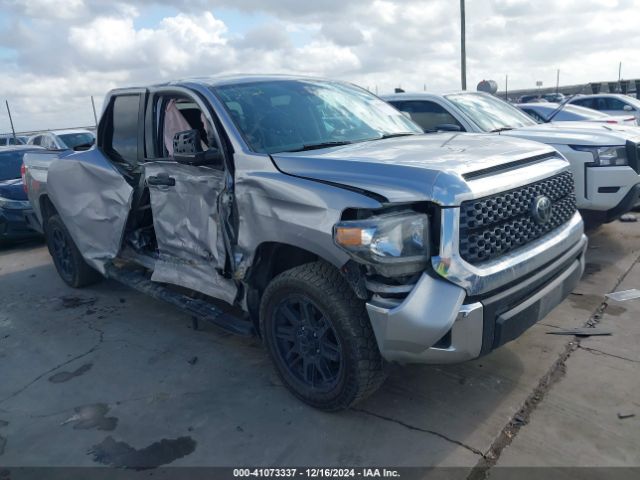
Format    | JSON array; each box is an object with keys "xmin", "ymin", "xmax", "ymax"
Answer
[
  {"xmin": 582, "ymin": 183, "xmax": 640, "ymax": 223},
  {"xmin": 366, "ymin": 233, "xmax": 588, "ymax": 364},
  {"xmin": 0, "ymin": 207, "xmax": 41, "ymax": 240},
  {"xmin": 582, "ymin": 163, "xmax": 640, "ymax": 213}
]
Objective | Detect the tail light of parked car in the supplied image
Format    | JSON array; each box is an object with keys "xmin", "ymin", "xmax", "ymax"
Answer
[{"xmin": 21, "ymin": 163, "xmax": 27, "ymax": 193}]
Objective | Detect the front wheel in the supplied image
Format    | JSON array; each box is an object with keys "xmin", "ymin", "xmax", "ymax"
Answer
[
  {"xmin": 46, "ymin": 215, "xmax": 102, "ymax": 288},
  {"xmin": 260, "ymin": 261, "xmax": 386, "ymax": 411}
]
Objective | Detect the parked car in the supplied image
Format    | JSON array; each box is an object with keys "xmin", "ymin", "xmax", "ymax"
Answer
[
  {"xmin": 24, "ymin": 75, "xmax": 586, "ymax": 409},
  {"xmin": 0, "ymin": 146, "xmax": 43, "ymax": 243},
  {"xmin": 518, "ymin": 102, "xmax": 638, "ymax": 126},
  {"xmin": 519, "ymin": 94, "xmax": 547, "ymax": 103},
  {"xmin": 384, "ymin": 92, "xmax": 640, "ymax": 226},
  {"xmin": 0, "ymin": 134, "xmax": 27, "ymax": 146},
  {"xmin": 568, "ymin": 94, "xmax": 640, "ymax": 124},
  {"xmin": 542, "ymin": 93, "xmax": 565, "ymax": 103},
  {"xmin": 27, "ymin": 129, "xmax": 95, "ymax": 151}
]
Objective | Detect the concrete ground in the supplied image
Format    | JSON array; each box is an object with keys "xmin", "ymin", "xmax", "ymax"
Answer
[{"xmin": 0, "ymin": 221, "xmax": 638, "ymax": 476}]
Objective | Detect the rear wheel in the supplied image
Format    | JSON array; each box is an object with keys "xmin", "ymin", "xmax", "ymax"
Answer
[
  {"xmin": 260, "ymin": 261, "xmax": 386, "ymax": 411},
  {"xmin": 46, "ymin": 215, "xmax": 102, "ymax": 288}
]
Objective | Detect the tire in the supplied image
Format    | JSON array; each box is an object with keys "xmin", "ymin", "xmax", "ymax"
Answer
[
  {"xmin": 45, "ymin": 215, "xmax": 102, "ymax": 288},
  {"xmin": 260, "ymin": 261, "xmax": 386, "ymax": 411}
]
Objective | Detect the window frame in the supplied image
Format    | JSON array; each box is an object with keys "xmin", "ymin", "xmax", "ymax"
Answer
[
  {"xmin": 143, "ymin": 86, "xmax": 232, "ymax": 171},
  {"xmin": 98, "ymin": 89, "xmax": 147, "ymax": 168},
  {"xmin": 391, "ymin": 99, "xmax": 465, "ymax": 132}
]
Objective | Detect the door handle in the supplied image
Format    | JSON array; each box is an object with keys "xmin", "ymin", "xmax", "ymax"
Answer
[{"xmin": 147, "ymin": 174, "xmax": 176, "ymax": 186}]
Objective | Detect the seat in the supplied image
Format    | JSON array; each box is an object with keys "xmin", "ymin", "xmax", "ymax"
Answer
[{"xmin": 163, "ymin": 99, "xmax": 193, "ymax": 156}]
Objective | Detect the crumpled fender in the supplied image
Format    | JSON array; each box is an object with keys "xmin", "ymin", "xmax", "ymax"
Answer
[{"xmin": 47, "ymin": 150, "xmax": 133, "ymax": 273}]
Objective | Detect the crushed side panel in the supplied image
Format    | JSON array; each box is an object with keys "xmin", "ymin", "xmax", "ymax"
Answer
[
  {"xmin": 234, "ymin": 168, "xmax": 383, "ymax": 271},
  {"xmin": 47, "ymin": 151, "xmax": 133, "ymax": 273},
  {"xmin": 144, "ymin": 162, "xmax": 237, "ymax": 305}
]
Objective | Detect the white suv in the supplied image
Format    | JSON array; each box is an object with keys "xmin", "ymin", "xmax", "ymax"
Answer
[
  {"xmin": 568, "ymin": 94, "xmax": 640, "ymax": 125},
  {"xmin": 384, "ymin": 92, "xmax": 640, "ymax": 226}
]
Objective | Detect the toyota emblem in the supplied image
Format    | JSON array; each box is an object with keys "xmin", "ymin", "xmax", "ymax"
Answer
[{"xmin": 531, "ymin": 195, "xmax": 553, "ymax": 225}]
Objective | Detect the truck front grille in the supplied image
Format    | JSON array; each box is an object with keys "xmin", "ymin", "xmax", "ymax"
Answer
[{"xmin": 459, "ymin": 171, "xmax": 577, "ymax": 265}]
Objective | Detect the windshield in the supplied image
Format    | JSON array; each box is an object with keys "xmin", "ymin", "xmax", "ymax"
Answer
[
  {"xmin": 212, "ymin": 80, "xmax": 422, "ymax": 154},
  {"xmin": 1, "ymin": 136, "xmax": 26, "ymax": 145},
  {"xmin": 446, "ymin": 92, "xmax": 537, "ymax": 132},
  {"xmin": 59, "ymin": 132, "xmax": 94, "ymax": 149},
  {"xmin": 0, "ymin": 151, "xmax": 26, "ymax": 181}
]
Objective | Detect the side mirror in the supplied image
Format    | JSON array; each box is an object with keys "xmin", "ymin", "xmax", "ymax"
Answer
[
  {"xmin": 73, "ymin": 139, "xmax": 95, "ymax": 152},
  {"xmin": 434, "ymin": 124, "xmax": 462, "ymax": 132},
  {"xmin": 623, "ymin": 104, "xmax": 634, "ymax": 112},
  {"xmin": 173, "ymin": 129, "xmax": 224, "ymax": 168},
  {"xmin": 400, "ymin": 111, "xmax": 412, "ymax": 119}
]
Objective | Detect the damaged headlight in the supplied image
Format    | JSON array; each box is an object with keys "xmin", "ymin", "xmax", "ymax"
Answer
[
  {"xmin": 571, "ymin": 145, "xmax": 628, "ymax": 166},
  {"xmin": 333, "ymin": 211, "xmax": 429, "ymax": 277}
]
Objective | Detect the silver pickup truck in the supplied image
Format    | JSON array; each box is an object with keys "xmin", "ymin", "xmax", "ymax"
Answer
[{"xmin": 23, "ymin": 75, "xmax": 587, "ymax": 410}]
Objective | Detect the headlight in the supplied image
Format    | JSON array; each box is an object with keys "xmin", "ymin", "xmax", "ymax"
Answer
[
  {"xmin": 0, "ymin": 196, "xmax": 31, "ymax": 210},
  {"xmin": 334, "ymin": 211, "xmax": 429, "ymax": 277},
  {"xmin": 571, "ymin": 145, "xmax": 628, "ymax": 166}
]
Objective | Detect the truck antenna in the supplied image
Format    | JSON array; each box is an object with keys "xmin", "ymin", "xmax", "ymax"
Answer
[{"xmin": 91, "ymin": 96, "xmax": 98, "ymax": 128}]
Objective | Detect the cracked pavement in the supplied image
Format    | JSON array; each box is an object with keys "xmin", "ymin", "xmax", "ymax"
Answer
[{"xmin": 0, "ymin": 221, "xmax": 638, "ymax": 473}]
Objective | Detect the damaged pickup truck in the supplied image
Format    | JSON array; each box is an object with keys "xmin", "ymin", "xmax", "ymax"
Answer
[{"xmin": 23, "ymin": 76, "xmax": 587, "ymax": 410}]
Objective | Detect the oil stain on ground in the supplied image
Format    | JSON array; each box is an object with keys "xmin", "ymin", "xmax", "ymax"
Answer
[
  {"xmin": 584, "ymin": 263, "xmax": 602, "ymax": 277},
  {"xmin": 49, "ymin": 363, "xmax": 93, "ymax": 383},
  {"xmin": 88, "ymin": 436, "xmax": 196, "ymax": 469},
  {"xmin": 62, "ymin": 403, "xmax": 117, "ymax": 431},
  {"xmin": 56, "ymin": 295, "xmax": 97, "ymax": 310}
]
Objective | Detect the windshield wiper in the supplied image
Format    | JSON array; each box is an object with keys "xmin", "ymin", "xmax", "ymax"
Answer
[
  {"xmin": 544, "ymin": 97, "xmax": 572, "ymax": 123},
  {"xmin": 490, "ymin": 127, "xmax": 514, "ymax": 133},
  {"xmin": 376, "ymin": 132, "xmax": 417, "ymax": 139},
  {"xmin": 286, "ymin": 141, "xmax": 353, "ymax": 152}
]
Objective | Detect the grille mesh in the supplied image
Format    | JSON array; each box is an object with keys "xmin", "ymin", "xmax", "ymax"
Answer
[{"xmin": 459, "ymin": 171, "xmax": 577, "ymax": 264}]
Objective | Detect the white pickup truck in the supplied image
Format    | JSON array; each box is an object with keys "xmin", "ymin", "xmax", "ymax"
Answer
[{"xmin": 384, "ymin": 92, "xmax": 640, "ymax": 226}]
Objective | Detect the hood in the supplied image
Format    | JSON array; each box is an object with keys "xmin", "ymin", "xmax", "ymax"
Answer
[
  {"xmin": 0, "ymin": 178, "xmax": 27, "ymax": 200},
  {"xmin": 271, "ymin": 133, "xmax": 557, "ymax": 204},
  {"xmin": 504, "ymin": 121, "xmax": 640, "ymax": 146}
]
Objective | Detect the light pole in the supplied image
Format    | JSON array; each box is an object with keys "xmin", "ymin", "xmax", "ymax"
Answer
[{"xmin": 460, "ymin": 0, "xmax": 466, "ymax": 90}]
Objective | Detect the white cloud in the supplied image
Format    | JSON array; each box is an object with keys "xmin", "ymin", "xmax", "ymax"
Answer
[{"xmin": 1, "ymin": 0, "xmax": 640, "ymax": 131}]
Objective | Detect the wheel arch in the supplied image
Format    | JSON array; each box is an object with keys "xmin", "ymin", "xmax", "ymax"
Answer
[
  {"xmin": 39, "ymin": 194, "xmax": 59, "ymax": 232},
  {"xmin": 244, "ymin": 242, "xmax": 350, "ymax": 327}
]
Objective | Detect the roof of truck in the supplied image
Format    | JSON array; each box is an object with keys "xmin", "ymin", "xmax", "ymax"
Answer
[{"xmin": 109, "ymin": 74, "xmax": 347, "ymax": 94}]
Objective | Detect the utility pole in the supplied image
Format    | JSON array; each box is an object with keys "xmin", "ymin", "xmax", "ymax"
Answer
[
  {"xmin": 556, "ymin": 69, "xmax": 560, "ymax": 94},
  {"xmin": 460, "ymin": 0, "xmax": 466, "ymax": 90},
  {"xmin": 618, "ymin": 61, "xmax": 622, "ymax": 91},
  {"xmin": 91, "ymin": 96, "xmax": 98, "ymax": 127},
  {"xmin": 5, "ymin": 100, "xmax": 17, "ymax": 142}
]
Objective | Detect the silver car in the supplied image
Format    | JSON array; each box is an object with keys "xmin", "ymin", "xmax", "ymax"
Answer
[
  {"xmin": 27, "ymin": 129, "xmax": 95, "ymax": 151},
  {"xmin": 569, "ymin": 93, "xmax": 640, "ymax": 124},
  {"xmin": 518, "ymin": 102, "xmax": 638, "ymax": 126}
]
